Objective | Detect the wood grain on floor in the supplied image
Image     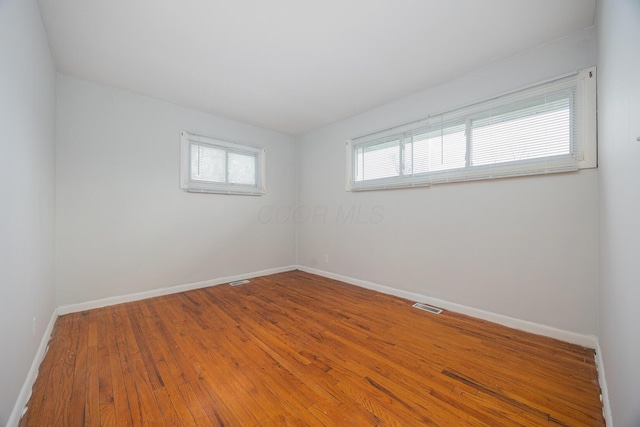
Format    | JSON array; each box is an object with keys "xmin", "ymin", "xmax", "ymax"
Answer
[{"xmin": 20, "ymin": 270, "xmax": 605, "ymax": 426}]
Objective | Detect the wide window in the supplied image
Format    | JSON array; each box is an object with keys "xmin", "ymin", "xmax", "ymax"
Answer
[
  {"xmin": 346, "ymin": 67, "xmax": 596, "ymax": 191},
  {"xmin": 180, "ymin": 131, "xmax": 266, "ymax": 195}
]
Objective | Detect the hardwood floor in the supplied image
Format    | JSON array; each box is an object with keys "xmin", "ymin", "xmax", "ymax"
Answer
[{"xmin": 20, "ymin": 270, "xmax": 605, "ymax": 426}]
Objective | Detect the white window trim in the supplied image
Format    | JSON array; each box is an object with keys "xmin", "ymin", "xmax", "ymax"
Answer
[
  {"xmin": 346, "ymin": 67, "xmax": 597, "ymax": 192},
  {"xmin": 578, "ymin": 68, "xmax": 597, "ymax": 169},
  {"xmin": 180, "ymin": 130, "xmax": 266, "ymax": 195}
]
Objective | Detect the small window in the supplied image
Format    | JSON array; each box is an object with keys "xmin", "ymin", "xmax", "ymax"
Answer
[
  {"xmin": 180, "ymin": 131, "xmax": 266, "ymax": 195},
  {"xmin": 346, "ymin": 67, "xmax": 597, "ymax": 191}
]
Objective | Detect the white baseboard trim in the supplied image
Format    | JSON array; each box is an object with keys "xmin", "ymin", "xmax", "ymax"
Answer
[
  {"xmin": 595, "ymin": 340, "xmax": 613, "ymax": 426},
  {"xmin": 7, "ymin": 307, "xmax": 59, "ymax": 427},
  {"xmin": 57, "ymin": 265, "xmax": 297, "ymax": 315},
  {"xmin": 296, "ymin": 265, "xmax": 598, "ymax": 349},
  {"xmin": 10, "ymin": 265, "xmax": 602, "ymax": 427},
  {"xmin": 10, "ymin": 266, "xmax": 297, "ymax": 426}
]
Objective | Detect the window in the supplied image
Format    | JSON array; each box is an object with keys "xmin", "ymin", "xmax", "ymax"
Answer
[
  {"xmin": 346, "ymin": 67, "xmax": 596, "ymax": 191},
  {"xmin": 180, "ymin": 131, "xmax": 266, "ymax": 195}
]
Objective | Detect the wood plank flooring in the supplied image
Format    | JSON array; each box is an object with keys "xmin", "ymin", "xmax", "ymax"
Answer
[{"xmin": 20, "ymin": 270, "xmax": 605, "ymax": 426}]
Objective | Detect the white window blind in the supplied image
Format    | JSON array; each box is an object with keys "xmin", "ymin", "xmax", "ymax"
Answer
[
  {"xmin": 346, "ymin": 67, "xmax": 596, "ymax": 191},
  {"xmin": 180, "ymin": 131, "xmax": 266, "ymax": 195}
]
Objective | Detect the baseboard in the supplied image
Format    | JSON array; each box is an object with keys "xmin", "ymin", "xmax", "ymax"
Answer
[
  {"xmin": 57, "ymin": 265, "xmax": 297, "ymax": 315},
  {"xmin": 9, "ymin": 265, "xmax": 297, "ymax": 426},
  {"xmin": 595, "ymin": 340, "xmax": 613, "ymax": 426},
  {"xmin": 10, "ymin": 265, "xmax": 601, "ymax": 427},
  {"xmin": 296, "ymin": 265, "xmax": 598, "ymax": 349},
  {"xmin": 7, "ymin": 307, "xmax": 59, "ymax": 427}
]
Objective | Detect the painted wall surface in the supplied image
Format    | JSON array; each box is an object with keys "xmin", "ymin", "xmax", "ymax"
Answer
[
  {"xmin": 597, "ymin": 0, "xmax": 640, "ymax": 425},
  {"xmin": 0, "ymin": 0, "xmax": 57, "ymax": 423},
  {"xmin": 55, "ymin": 76, "xmax": 297, "ymax": 305},
  {"xmin": 297, "ymin": 28, "xmax": 600, "ymax": 335}
]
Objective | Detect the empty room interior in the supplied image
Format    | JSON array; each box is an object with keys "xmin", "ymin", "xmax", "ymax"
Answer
[{"xmin": 1, "ymin": 0, "xmax": 639, "ymax": 425}]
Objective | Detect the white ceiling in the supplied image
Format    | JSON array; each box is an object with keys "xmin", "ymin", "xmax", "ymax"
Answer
[{"xmin": 38, "ymin": 0, "xmax": 595, "ymax": 135}]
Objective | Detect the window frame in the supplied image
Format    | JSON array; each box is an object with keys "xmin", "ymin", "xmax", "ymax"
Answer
[
  {"xmin": 180, "ymin": 130, "xmax": 266, "ymax": 195},
  {"xmin": 346, "ymin": 67, "xmax": 597, "ymax": 192}
]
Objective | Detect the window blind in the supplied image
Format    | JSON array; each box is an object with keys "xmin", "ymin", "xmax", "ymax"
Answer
[{"xmin": 346, "ymin": 67, "xmax": 596, "ymax": 191}]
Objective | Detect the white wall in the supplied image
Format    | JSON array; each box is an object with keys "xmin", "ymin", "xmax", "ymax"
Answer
[
  {"xmin": 0, "ymin": 0, "xmax": 57, "ymax": 424},
  {"xmin": 297, "ymin": 28, "xmax": 600, "ymax": 335},
  {"xmin": 55, "ymin": 76, "xmax": 297, "ymax": 305},
  {"xmin": 597, "ymin": 0, "xmax": 640, "ymax": 425}
]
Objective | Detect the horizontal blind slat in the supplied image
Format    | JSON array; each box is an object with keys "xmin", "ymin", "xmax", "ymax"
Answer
[{"xmin": 348, "ymin": 69, "xmax": 594, "ymax": 190}]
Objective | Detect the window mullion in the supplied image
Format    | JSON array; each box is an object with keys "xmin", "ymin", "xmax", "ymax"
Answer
[
  {"xmin": 410, "ymin": 135, "xmax": 414, "ymax": 177},
  {"xmin": 398, "ymin": 138, "xmax": 404, "ymax": 177},
  {"xmin": 197, "ymin": 144, "xmax": 201, "ymax": 176},
  {"xmin": 465, "ymin": 118, "xmax": 472, "ymax": 168},
  {"xmin": 225, "ymin": 148, "xmax": 230, "ymax": 184},
  {"xmin": 345, "ymin": 67, "xmax": 594, "ymax": 191}
]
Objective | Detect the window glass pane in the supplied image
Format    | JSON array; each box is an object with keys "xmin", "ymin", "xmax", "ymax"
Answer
[
  {"xmin": 228, "ymin": 151, "xmax": 257, "ymax": 185},
  {"xmin": 471, "ymin": 97, "xmax": 571, "ymax": 166},
  {"xmin": 347, "ymin": 69, "xmax": 595, "ymax": 191},
  {"xmin": 406, "ymin": 123, "xmax": 466, "ymax": 174},
  {"xmin": 181, "ymin": 131, "xmax": 266, "ymax": 194},
  {"xmin": 191, "ymin": 144, "xmax": 225, "ymax": 182},
  {"xmin": 355, "ymin": 139, "xmax": 401, "ymax": 181}
]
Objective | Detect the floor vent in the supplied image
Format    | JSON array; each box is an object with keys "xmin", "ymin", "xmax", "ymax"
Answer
[
  {"xmin": 412, "ymin": 303, "xmax": 443, "ymax": 314},
  {"xmin": 229, "ymin": 279, "xmax": 250, "ymax": 286}
]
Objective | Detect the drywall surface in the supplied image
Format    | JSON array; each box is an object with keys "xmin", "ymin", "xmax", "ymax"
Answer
[
  {"xmin": 0, "ymin": 0, "xmax": 57, "ymax": 423},
  {"xmin": 55, "ymin": 76, "xmax": 296, "ymax": 305},
  {"xmin": 597, "ymin": 0, "xmax": 640, "ymax": 424},
  {"xmin": 297, "ymin": 27, "xmax": 600, "ymax": 335}
]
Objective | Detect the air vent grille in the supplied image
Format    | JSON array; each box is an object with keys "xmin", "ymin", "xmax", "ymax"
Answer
[
  {"xmin": 412, "ymin": 303, "xmax": 443, "ymax": 314},
  {"xmin": 229, "ymin": 279, "xmax": 250, "ymax": 286}
]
